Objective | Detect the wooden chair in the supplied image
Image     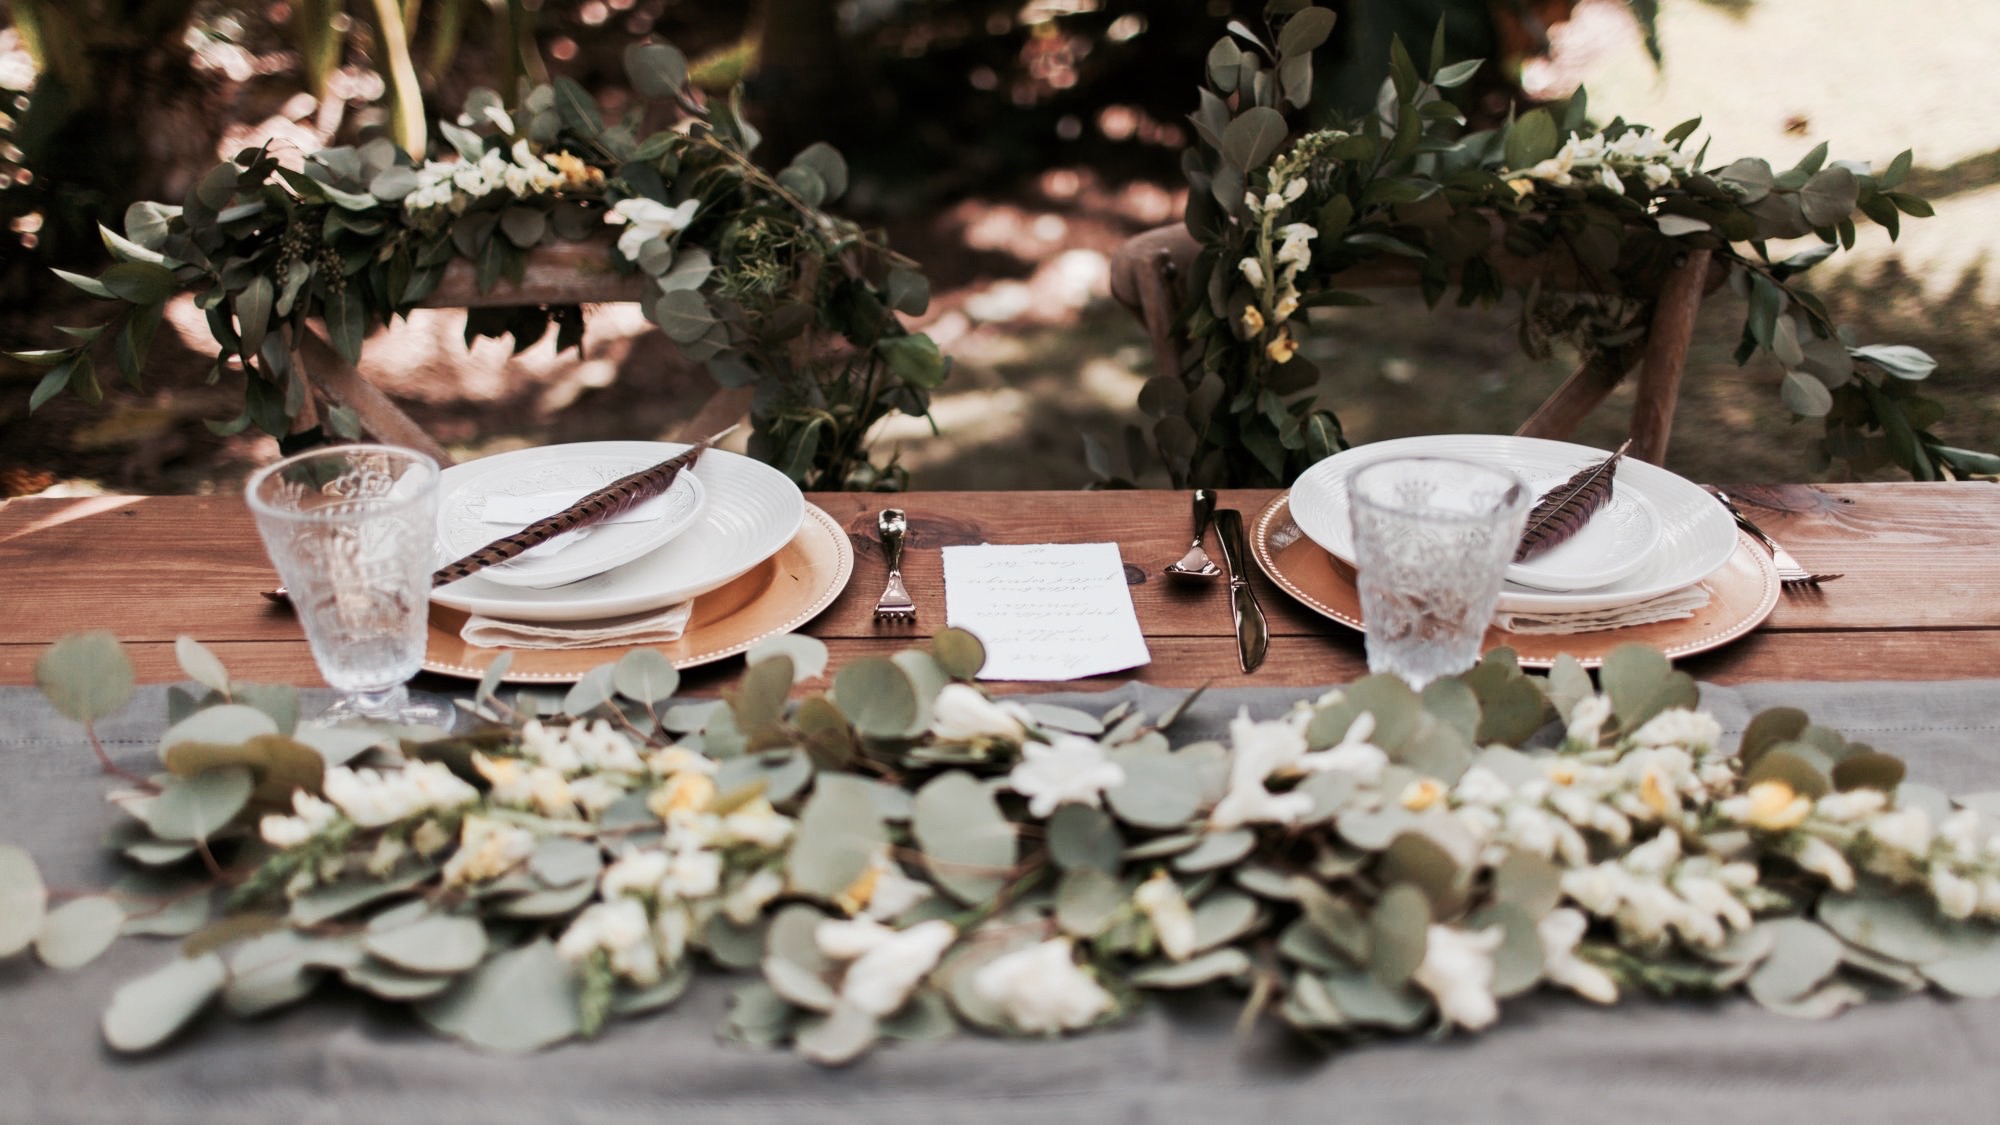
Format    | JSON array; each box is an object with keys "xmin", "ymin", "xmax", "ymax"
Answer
[
  {"xmin": 286, "ymin": 238, "xmax": 753, "ymax": 464},
  {"xmin": 1108, "ymin": 222, "xmax": 1724, "ymax": 465}
]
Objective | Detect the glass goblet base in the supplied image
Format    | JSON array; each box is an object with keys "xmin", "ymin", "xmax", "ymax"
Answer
[{"xmin": 314, "ymin": 684, "xmax": 460, "ymax": 733}]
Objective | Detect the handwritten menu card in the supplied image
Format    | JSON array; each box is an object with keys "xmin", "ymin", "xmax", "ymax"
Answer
[{"xmin": 941, "ymin": 543, "xmax": 1151, "ymax": 681}]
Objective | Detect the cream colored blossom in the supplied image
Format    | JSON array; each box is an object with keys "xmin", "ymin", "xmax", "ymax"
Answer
[
  {"xmin": 442, "ymin": 815, "xmax": 536, "ymax": 885},
  {"xmin": 557, "ymin": 899, "xmax": 662, "ymax": 985},
  {"xmin": 972, "ymin": 939, "xmax": 1115, "ymax": 1035},
  {"xmin": 1007, "ymin": 734, "xmax": 1126, "ymax": 819},
  {"xmin": 1538, "ymin": 908, "xmax": 1618, "ymax": 1004},
  {"xmin": 1793, "ymin": 834, "xmax": 1855, "ymax": 891},
  {"xmin": 322, "ymin": 762, "xmax": 477, "ymax": 828},
  {"xmin": 930, "ymin": 683, "xmax": 1032, "ymax": 746},
  {"xmin": 1265, "ymin": 332, "xmax": 1298, "ymax": 364},
  {"xmin": 1867, "ymin": 806, "xmax": 1933, "ymax": 856},
  {"xmin": 815, "ymin": 917, "xmax": 958, "ymax": 1017},
  {"xmin": 1565, "ymin": 695, "xmax": 1612, "ymax": 748},
  {"xmin": 1134, "ymin": 870, "xmax": 1197, "ymax": 961},
  {"xmin": 1413, "ymin": 924, "xmax": 1504, "ymax": 1030},
  {"xmin": 1240, "ymin": 305, "xmax": 1266, "ymax": 335},
  {"xmin": 1728, "ymin": 780, "xmax": 1812, "ymax": 832},
  {"xmin": 1629, "ymin": 709, "xmax": 1722, "ymax": 754},
  {"xmin": 1238, "ymin": 257, "xmax": 1266, "ymax": 289},
  {"xmin": 259, "ymin": 791, "xmax": 339, "ymax": 849},
  {"xmin": 605, "ymin": 197, "xmax": 701, "ymax": 263}
]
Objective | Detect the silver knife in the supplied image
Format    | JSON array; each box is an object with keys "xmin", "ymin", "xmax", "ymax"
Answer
[{"xmin": 1211, "ymin": 508, "xmax": 1268, "ymax": 673}]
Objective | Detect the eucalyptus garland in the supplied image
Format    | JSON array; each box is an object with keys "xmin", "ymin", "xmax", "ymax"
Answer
[
  {"xmin": 9, "ymin": 630, "xmax": 2000, "ymax": 1065},
  {"xmin": 9, "ymin": 44, "xmax": 948, "ymax": 491},
  {"xmin": 1151, "ymin": 2, "xmax": 1995, "ymax": 487}
]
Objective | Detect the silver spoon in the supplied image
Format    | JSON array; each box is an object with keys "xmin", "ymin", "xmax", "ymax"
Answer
[{"xmin": 1164, "ymin": 489, "xmax": 1223, "ymax": 579}]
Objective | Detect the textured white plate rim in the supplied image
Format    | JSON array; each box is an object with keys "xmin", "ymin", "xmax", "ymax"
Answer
[
  {"xmin": 439, "ymin": 452, "xmax": 706, "ymax": 588},
  {"xmin": 1290, "ymin": 435, "xmax": 1737, "ymax": 613},
  {"xmin": 431, "ymin": 441, "xmax": 804, "ymax": 622}
]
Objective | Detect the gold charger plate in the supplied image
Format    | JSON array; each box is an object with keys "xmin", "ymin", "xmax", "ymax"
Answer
[
  {"xmin": 424, "ymin": 503, "xmax": 853, "ymax": 683},
  {"xmin": 1251, "ymin": 493, "xmax": 1780, "ymax": 669}
]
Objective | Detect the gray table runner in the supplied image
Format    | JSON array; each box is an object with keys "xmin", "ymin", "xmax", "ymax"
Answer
[{"xmin": 6, "ymin": 681, "xmax": 2000, "ymax": 1124}]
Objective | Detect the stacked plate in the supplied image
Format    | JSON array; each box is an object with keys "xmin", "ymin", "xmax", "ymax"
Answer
[
  {"xmin": 426, "ymin": 441, "xmax": 852, "ymax": 681},
  {"xmin": 1262, "ymin": 434, "xmax": 1780, "ymax": 666}
]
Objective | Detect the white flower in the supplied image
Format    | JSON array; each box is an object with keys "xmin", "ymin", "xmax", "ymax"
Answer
[
  {"xmin": 723, "ymin": 867, "xmax": 786, "ymax": 925},
  {"xmin": 1238, "ymin": 256, "xmax": 1266, "ymax": 290},
  {"xmin": 1273, "ymin": 222, "xmax": 1317, "ymax": 270},
  {"xmin": 661, "ymin": 845, "xmax": 722, "ymax": 900},
  {"xmin": 602, "ymin": 849, "xmax": 672, "ymax": 900},
  {"xmin": 1453, "ymin": 767, "xmax": 1512, "ymax": 808},
  {"xmin": 1939, "ymin": 809, "xmax": 1982, "ymax": 862},
  {"xmin": 1228, "ymin": 707, "xmax": 1309, "ymax": 779},
  {"xmin": 322, "ymin": 762, "xmax": 477, "ymax": 828},
  {"xmin": 815, "ymin": 917, "xmax": 958, "ymax": 1016},
  {"xmin": 972, "ymin": 939, "xmax": 1115, "ymax": 1035},
  {"xmin": 569, "ymin": 776, "xmax": 628, "ymax": 816},
  {"xmin": 567, "ymin": 720, "xmax": 647, "ymax": 773},
  {"xmin": 1867, "ymin": 806, "xmax": 1934, "ymax": 857},
  {"xmin": 558, "ymin": 899, "xmax": 661, "ymax": 985},
  {"xmin": 1623, "ymin": 829, "xmax": 1682, "ymax": 876},
  {"xmin": 1295, "ymin": 712, "xmax": 1386, "ymax": 781},
  {"xmin": 1412, "ymin": 924, "xmax": 1503, "ymax": 1031},
  {"xmin": 1629, "ymin": 709, "xmax": 1722, "ymax": 754},
  {"xmin": 259, "ymin": 791, "xmax": 338, "ymax": 848},
  {"xmin": 1793, "ymin": 834, "xmax": 1855, "ymax": 891},
  {"xmin": 1562, "ymin": 863, "xmax": 1626, "ymax": 916},
  {"xmin": 929, "ymin": 684, "xmax": 1031, "ymax": 745},
  {"xmin": 647, "ymin": 745, "xmax": 718, "ymax": 777},
  {"xmin": 1719, "ymin": 780, "xmax": 1812, "ymax": 832},
  {"xmin": 441, "ymin": 815, "xmax": 536, "ymax": 885},
  {"xmin": 1133, "ymin": 870, "xmax": 1197, "ymax": 961},
  {"xmin": 1641, "ymin": 162, "xmax": 1673, "ymax": 190},
  {"xmin": 605, "ymin": 197, "xmax": 701, "ymax": 262},
  {"xmin": 1537, "ymin": 908, "xmax": 1618, "ymax": 1004},
  {"xmin": 1565, "ymin": 695, "xmax": 1612, "ymax": 748},
  {"xmin": 1208, "ymin": 782, "xmax": 1314, "ymax": 830},
  {"xmin": 1281, "ymin": 176, "xmax": 1307, "ymax": 203},
  {"xmin": 851, "ymin": 847, "xmax": 935, "ymax": 921},
  {"xmin": 1932, "ymin": 863, "xmax": 1979, "ymax": 919},
  {"xmin": 717, "ymin": 798, "xmax": 794, "ymax": 851},
  {"xmin": 1007, "ymin": 734, "xmax": 1126, "ymax": 819}
]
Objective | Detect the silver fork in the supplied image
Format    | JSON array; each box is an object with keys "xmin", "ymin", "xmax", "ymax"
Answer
[
  {"xmin": 872, "ymin": 508, "xmax": 916, "ymax": 622},
  {"xmin": 1708, "ymin": 488, "xmax": 1843, "ymax": 587}
]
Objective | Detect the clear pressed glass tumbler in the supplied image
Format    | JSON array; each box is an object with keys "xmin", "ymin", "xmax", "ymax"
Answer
[
  {"xmin": 1347, "ymin": 456, "xmax": 1531, "ymax": 690},
  {"xmin": 245, "ymin": 444, "xmax": 455, "ymax": 729}
]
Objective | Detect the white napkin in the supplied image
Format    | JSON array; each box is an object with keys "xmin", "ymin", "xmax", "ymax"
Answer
[
  {"xmin": 1494, "ymin": 586, "xmax": 1711, "ymax": 635},
  {"xmin": 459, "ymin": 602, "xmax": 695, "ymax": 650}
]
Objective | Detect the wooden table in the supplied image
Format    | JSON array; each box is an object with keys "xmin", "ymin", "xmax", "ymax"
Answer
[{"xmin": 2, "ymin": 484, "xmax": 1996, "ymax": 692}]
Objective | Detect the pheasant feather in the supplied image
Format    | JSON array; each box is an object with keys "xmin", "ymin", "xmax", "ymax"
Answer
[
  {"xmin": 1514, "ymin": 440, "xmax": 1631, "ymax": 563},
  {"xmin": 432, "ymin": 431, "xmax": 728, "ymax": 588}
]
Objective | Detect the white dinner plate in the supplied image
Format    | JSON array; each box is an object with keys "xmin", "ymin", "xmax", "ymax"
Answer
[
  {"xmin": 432, "ymin": 441, "xmax": 804, "ymax": 623},
  {"xmin": 1289, "ymin": 434, "xmax": 1738, "ymax": 613},
  {"xmin": 438, "ymin": 450, "xmax": 705, "ymax": 588}
]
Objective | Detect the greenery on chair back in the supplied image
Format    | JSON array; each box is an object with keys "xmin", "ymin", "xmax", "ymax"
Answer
[
  {"xmin": 10, "ymin": 43, "xmax": 948, "ymax": 492},
  {"xmin": 1145, "ymin": 2, "xmax": 1991, "ymax": 489}
]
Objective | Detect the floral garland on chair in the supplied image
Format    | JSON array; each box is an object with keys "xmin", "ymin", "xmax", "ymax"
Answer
[
  {"xmin": 9, "ymin": 45, "xmax": 948, "ymax": 491},
  {"xmin": 1139, "ymin": 3, "xmax": 1995, "ymax": 488},
  {"xmin": 7, "ymin": 631, "xmax": 2000, "ymax": 1064}
]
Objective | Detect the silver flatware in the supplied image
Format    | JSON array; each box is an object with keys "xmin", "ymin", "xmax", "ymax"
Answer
[
  {"xmin": 1164, "ymin": 488, "xmax": 1223, "ymax": 579},
  {"xmin": 1211, "ymin": 508, "xmax": 1268, "ymax": 673},
  {"xmin": 872, "ymin": 509, "xmax": 916, "ymax": 622},
  {"xmin": 1708, "ymin": 488, "xmax": 1842, "ymax": 587}
]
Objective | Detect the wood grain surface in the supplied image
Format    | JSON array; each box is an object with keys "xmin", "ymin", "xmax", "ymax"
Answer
[{"xmin": 3, "ymin": 484, "xmax": 1996, "ymax": 692}]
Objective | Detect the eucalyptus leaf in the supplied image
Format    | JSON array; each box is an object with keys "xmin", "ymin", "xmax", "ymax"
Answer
[
  {"xmin": 35, "ymin": 631, "xmax": 136, "ymax": 724},
  {"xmin": 787, "ymin": 775, "xmax": 888, "ymax": 900},
  {"xmin": 611, "ymin": 648, "xmax": 678, "ymax": 703},
  {"xmin": 750, "ymin": 633, "xmax": 829, "ymax": 683},
  {"xmin": 0, "ymin": 846, "xmax": 49, "ymax": 957},
  {"xmin": 1132, "ymin": 947, "xmax": 1250, "ymax": 989},
  {"xmin": 1055, "ymin": 868, "xmax": 1126, "ymax": 938},
  {"xmin": 140, "ymin": 768, "xmax": 254, "ymax": 842},
  {"xmin": 34, "ymin": 895, "xmax": 126, "ymax": 969},
  {"xmin": 796, "ymin": 1002, "xmax": 879, "ymax": 1066},
  {"xmin": 102, "ymin": 953, "xmax": 226, "ymax": 1053},
  {"xmin": 913, "ymin": 772, "xmax": 1017, "ymax": 905},
  {"xmin": 417, "ymin": 939, "xmax": 582, "ymax": 1052}
]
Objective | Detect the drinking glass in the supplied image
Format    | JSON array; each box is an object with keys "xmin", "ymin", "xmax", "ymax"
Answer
[
  {"xmin": 1347, "ymin": 456, "xmax": 1531, "ymax": 690},
  {"xmin": 246, "ymin": 444, "xmax": 456, "ymax": 730}
]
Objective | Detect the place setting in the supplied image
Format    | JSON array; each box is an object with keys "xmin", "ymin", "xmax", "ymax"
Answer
[
  {"xmin": 1245, "ymin": 433, "xmax": 1787, "ymax": 672},
  {"xmin": 420, "ymin": 433, "xmax": 853, "ymax": 684}
]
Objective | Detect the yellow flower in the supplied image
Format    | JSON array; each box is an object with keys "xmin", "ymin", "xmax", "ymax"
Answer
[
  {"xmin": 1548, "ymin": 763, "xmax": 1579, "ymax": 786},
  {"xmin": 550, "ymin": 151, "xmax": 602, "ymax": 190},
  {"xmin": 649, "ymin": 772, "xmax": 716, "ymax": 819},
  {"xmin": 1639, "ymin": 766, "xmax": 1676, "ymax": 817},
  {"xmin": 1401, "ymin": 778, "xmax": 1445, "ymax": 811},
  {"xmin": 835, "ymin": 863, "xmax": 881, "ymax": 915},
  {"xmin": 1240, "ymin": 305, "xmax": 1266, "ymax": 335},
  {"xmin": 1265, "ymin": 331, "xmax": 1298, "ymax": 364},
  {"xmin": 1742, "ymin": 780, "xmax": 1811, "ymax": 832},
  {"xmin": 1507, "ymin": 177, "xmax": 1537, "ymax": 197}
]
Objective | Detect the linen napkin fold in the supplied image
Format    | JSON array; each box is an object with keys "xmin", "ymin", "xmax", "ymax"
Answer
[
  {"xmin": 1494, "ymin": 585, "xmax": 1711, "ymax": 635},
  {"xmin": 459, "ymin": 602, "xmax": 695, "ymax": 650}
]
